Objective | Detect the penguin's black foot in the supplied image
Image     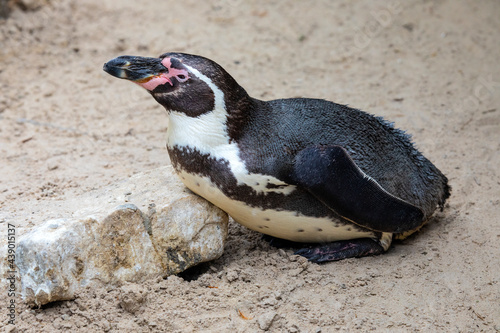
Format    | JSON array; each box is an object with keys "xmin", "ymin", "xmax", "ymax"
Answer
[
  {"xmin": 263, "ymin": 235, "xmax": 385, "ymax": 263},
  {"xmin": 294, "ymin": 238, "xmax": 385, "ymax": 263},
  {"xmin": 262, "ymin": 234, "xmax": 307, "ymax": 249}
]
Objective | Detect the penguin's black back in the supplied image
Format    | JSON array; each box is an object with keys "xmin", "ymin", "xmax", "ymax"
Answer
[{"xmin": 236, "ymin": 98, "xmax": 450, "ymax": 218}]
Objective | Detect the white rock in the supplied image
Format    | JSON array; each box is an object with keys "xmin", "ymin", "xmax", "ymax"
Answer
[
  {"xmin": 0, "ymin": 166, "xmax": 228, "ymax": 306},
  {"xmin": 258, "ymin": 311, "xmax": 278, "ymax": 331}
]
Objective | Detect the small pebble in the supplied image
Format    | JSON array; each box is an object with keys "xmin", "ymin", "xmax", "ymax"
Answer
[
  {"xmin": 47, "ymin": 162, "xmax": 59, "ymax": 171},
  {"xmin": 258, "ymin": 311, "xmax": 277, "ymax": 331},
  {"xmin": 226, "ymin": 269, "xmax": 238, "ymax": 282}
]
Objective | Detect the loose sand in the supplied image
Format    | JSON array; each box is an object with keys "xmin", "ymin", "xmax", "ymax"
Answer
[{"xmin": 1, "ymin": 0, "xmax": 499, "ymax": 332}]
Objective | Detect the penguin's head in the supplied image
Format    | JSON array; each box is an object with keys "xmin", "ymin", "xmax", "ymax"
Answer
[{"xmin": 104, "ymin": 52, "xmax": 242, "ymax": 117}]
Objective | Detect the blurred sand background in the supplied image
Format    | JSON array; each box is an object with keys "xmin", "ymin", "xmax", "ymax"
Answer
[{"xmin": 1, "ymin": 0, "xmax": 499, "ymax": 331}]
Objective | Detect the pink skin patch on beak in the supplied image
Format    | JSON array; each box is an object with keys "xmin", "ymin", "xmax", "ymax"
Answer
[
  {"xmin": 136, "ymin": 75, "xmax": 171, "ymax": 91},
  {"xmin": 135, "ymin": 57, "xmax": 190, "ymax": 91}
]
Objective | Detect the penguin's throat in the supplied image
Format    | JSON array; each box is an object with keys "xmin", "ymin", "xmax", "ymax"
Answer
[{"xmin": 166, "ymin": 107, "xmax": 231, "ymax": 152}]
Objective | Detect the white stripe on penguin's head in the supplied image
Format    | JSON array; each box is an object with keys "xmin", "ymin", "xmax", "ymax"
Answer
[{"xmin": 166, "ymin": 64, "xmax": 231, "ymax": 152}]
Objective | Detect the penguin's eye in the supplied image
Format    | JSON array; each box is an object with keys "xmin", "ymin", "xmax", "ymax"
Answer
[{"xmin": 176, "ymin": 74, "xmax": 188, "ymax": 83}]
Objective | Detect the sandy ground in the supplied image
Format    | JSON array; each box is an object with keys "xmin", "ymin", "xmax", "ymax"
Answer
[{"xmin": 1, "ymin": 0, "xmax": 499, "ymax": 332}]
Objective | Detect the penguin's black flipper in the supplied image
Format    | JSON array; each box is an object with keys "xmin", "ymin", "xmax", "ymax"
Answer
[{"xmin": 292, "ymin": 145, "xmax": 424, "ymax": 233}]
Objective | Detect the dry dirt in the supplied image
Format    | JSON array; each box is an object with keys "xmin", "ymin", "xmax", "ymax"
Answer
[{"xmin": 1, "ymin": 0, "xmax": 499, "ymax": 332}]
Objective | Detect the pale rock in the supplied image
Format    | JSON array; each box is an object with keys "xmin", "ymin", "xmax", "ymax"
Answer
[
  {"xmin": 258, "ymin": 311, "xmax": 277, "ymax": 331},
  {"xmin": 0, "ymin": 166, "xmax": 228, "ymax": 306}
]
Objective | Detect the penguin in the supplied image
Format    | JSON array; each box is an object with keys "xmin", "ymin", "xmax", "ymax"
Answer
[{"xmin": 103, "ymin": 52, "xmax": 450, "ymax": 263}]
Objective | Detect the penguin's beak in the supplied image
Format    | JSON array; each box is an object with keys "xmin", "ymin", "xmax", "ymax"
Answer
[{"xmin": 103, "ymin": 56, "xmax": 165, "ymax": 82}]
